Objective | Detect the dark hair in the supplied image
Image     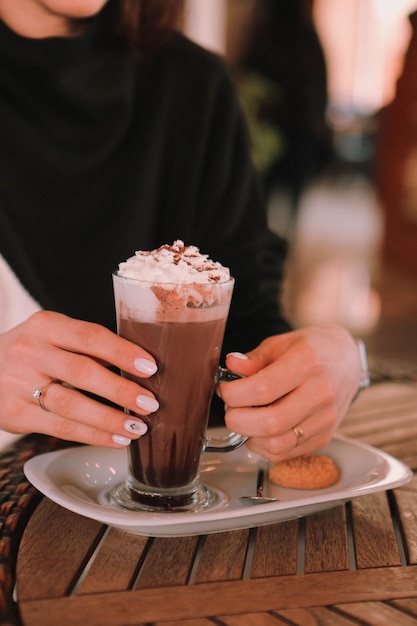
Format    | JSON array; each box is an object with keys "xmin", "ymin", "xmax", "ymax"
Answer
[{"xmin": 116, "ymin": 0, "xmax": 185, "ymax": 52}]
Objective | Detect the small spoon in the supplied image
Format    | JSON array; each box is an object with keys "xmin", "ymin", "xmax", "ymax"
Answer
[{"xmin": 240, "ymin": 467, "xmax": 279, "ymax": 505}]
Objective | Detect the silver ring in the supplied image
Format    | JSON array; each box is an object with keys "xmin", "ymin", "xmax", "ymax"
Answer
[
  {"xmin": 292, "ymin": 425, "xmax": 304, "ymax": 447},
  {"xmin": 32, "ymin": 381, "xmax": 61, "ymax": 412}
]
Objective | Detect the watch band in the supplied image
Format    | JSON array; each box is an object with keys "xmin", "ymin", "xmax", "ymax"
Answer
[{"xmin": 356, "ymin": 338, "xmax": 370, "ymax": 391}]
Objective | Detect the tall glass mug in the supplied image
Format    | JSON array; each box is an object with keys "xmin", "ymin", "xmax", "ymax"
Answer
[{"xmin": 109, "ymin": 273, "xmax": 247, "ymax": 512}]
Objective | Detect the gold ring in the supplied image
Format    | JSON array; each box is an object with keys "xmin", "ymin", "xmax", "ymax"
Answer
[
  {"xmin": 32, "ymin": 380, "xmax": 62, "ymax": 412},
  {"xmin": 292, "ymin": 425, "xmax": 304, "ymax": 447}
]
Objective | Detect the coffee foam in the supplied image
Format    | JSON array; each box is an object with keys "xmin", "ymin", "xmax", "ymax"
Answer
[{"xmin": 114, "ymin": 242, "xmax": 233, "ymax": 323}]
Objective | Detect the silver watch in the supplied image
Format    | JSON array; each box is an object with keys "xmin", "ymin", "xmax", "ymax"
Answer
[{"xmin": 356, "ymin": 339, "xmax": 370, "ymax": 391}]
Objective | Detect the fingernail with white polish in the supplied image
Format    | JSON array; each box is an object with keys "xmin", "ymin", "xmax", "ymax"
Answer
[
  {"xmin": 227, "ymin": 352, "xmax": 249, "ymax": 360},
  {"xmin": 124, "ymin": 419, "xmax": 148, "ymax": 436},
  {"xmin": 112, "ymin": 434, "xmax": 131, "ymax": 446},
  {"xmin": 134, "ymin": 358, "xmax": 158, "ymax": 375},
  {"xmin": 136, "ymin": 394, "xmax": 159, "ymax": 412}
]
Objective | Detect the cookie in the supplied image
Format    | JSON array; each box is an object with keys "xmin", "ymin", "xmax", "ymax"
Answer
[{"xmin": 268, "ymin": 454, "xmax": 340, "ymax": 490}]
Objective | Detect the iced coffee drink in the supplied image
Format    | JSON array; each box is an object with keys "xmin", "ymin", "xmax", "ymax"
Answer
[{"xmin": 110, "ymin": 241, "xmax": 239, "ymax": 512}]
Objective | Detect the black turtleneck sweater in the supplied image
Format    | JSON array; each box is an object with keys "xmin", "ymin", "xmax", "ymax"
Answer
[{"xmin": 0, "ymin": 5, "xmax": 291, "ymax": 356}]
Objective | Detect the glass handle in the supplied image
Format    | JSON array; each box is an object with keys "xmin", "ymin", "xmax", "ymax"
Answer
[{"xmin": 205, "ymin": 367, "xmax": 248, "ymax": 452}]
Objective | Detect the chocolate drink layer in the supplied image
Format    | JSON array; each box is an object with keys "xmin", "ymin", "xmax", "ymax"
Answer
[{"xmin": 120, "ymin": 316, "xmax": 227, "ymax": 489}]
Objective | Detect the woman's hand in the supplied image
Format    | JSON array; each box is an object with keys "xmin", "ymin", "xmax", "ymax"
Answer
[
  {"xmin": 0, "ymin": 310, "xmax": 159, "ymax": 447},
  {"xmin": 219, "ymin": 325, "xmax": 363, "ymax": 462}
]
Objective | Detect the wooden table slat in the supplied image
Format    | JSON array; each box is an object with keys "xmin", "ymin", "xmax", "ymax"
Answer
[
  {"xmin": 153, "ymin": 620, "xmax": 225, "ymax": 626},
  {"xmin": 134, "ymin": 535, "xmax": 199, "ymax": 589},
  {"xmin": 216, "ymin": 612, "xmax": 292, "ymax": 626},
  {"xmin": 390, "ymin": 597, "xmax": 417, "ymax": 618},
  {"xmin": 343, "ymin": 402, "xmax": 417, "ymax": 435},
  {"xmin": 16, "ymin": 501, "xmax": 105, "ymax": 601},
  {"xmin": 17, "ymin": 567, "xmax": 417, "ymax": 626},
  {"xmin": 193, "ymin": 529, "xmax": 250, "ymax": 583},
  {"xmin": 335, "ymin": 601, "xmax": 417, "ymax": 626},
  {"xmin": 77, "ymin": 528, "xmax": 149, "ymax": 595},
  {"xmin": 275, "ymin": 606, "xmax": 368, "ymax": 626},
  {"xmin": 340, "ymin": 384, "xmax": 417, "ymax": 435},
  {"xmin": 393, "ymin": 475, "xmax": 417, "ymax": 565},
  {"xmin": 250, "ymin": 520, "xmax": 299, "ymax": 578},
  {"xmin": 350, "ymin": 492, "xmax": 402, "ymax": 568},
  {"xmin": 304, "ymin": 505, "xmax": 350, "ymax": 573}
]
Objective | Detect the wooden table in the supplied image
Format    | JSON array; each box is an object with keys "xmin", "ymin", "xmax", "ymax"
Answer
[{"xmin": 9, "ymin": 381, "xmax": 417, "ymax": 626}]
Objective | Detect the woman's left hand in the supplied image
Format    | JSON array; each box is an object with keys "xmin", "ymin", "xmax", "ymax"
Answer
[{"xmin": 218, "ymin": 325, "xmax": 363, "ymax": 462}]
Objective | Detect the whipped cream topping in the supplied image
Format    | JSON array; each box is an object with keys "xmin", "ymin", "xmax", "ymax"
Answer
[{"xmin": 117, "ymin": 240, "xmax": 230, "ymax": 284}]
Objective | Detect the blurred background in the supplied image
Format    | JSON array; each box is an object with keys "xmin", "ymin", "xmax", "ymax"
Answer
[{"xmin": 181, "ymin": 0, "xmax": 417, "ymax": 373}]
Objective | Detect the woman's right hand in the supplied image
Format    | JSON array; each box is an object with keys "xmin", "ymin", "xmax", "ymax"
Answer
[{"xmin": 0, "ymin": 310, "xmax": 159, "ymax": 447}]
